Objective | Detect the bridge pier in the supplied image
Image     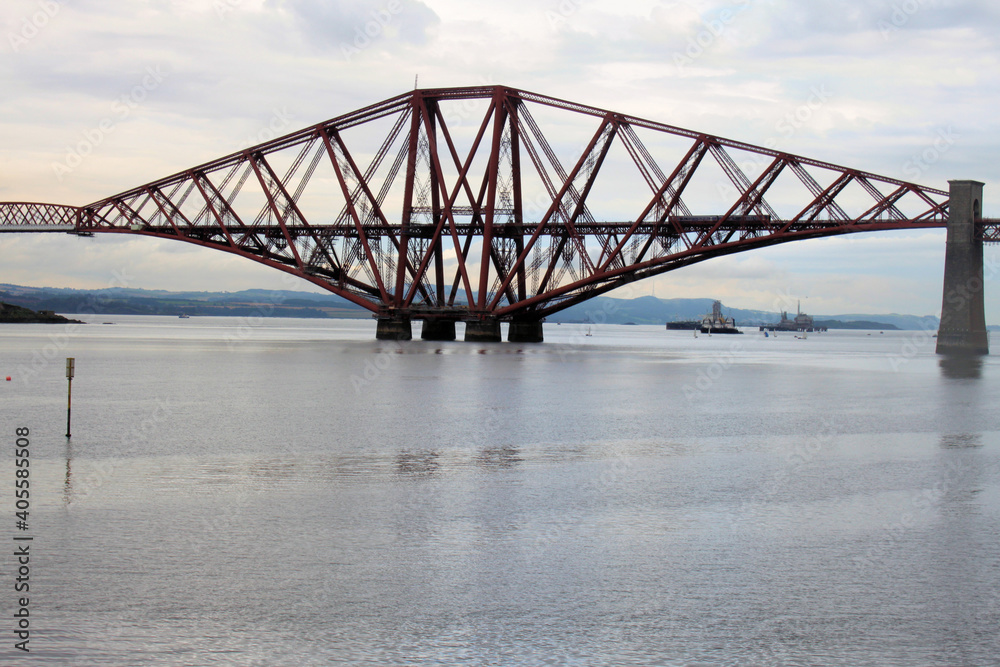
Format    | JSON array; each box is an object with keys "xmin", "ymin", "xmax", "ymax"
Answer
[
  {"xmin": 375, "ymin": 316, "xmax": 412, "ymax": 341},
  {"xmin": 508, "ymin": 320, "xmax": 544, "ymax": 343},
  {"xmin": 937, "ymin": 180, "xmax": 989, "ymax": 355},
  {"xmin": 420, "ymin": 319, "xmax": 456, "ymax": 341},
  {"xmin": 464, "ymin": 319, "xmax": 502, "ymax": 343}
]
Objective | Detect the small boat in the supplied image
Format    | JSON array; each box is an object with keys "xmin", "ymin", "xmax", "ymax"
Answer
[
  {"xmin": 585, "ymin": 326, "xmax": 593, "ymax": 337},
  {"xmin": 178, "ymin": 313, "xmax": 190, "ymax": 319}
]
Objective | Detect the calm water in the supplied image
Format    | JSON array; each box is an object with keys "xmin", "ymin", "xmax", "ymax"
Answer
[{"xmin": 0, "ymin": 316, "xmax": 998, "ymax": 666}]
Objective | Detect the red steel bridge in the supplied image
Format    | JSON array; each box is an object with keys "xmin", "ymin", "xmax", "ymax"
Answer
[{"xmin": 1, "ymin": 85, "xmax": 996, "ymax": 342}]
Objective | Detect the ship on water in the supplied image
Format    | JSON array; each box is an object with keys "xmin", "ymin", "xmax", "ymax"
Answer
[
  {"xmin": 666, "ymin": 300, "xmax": 742, "ymax": 334},
  {"xmin": 758, "ymin": 301, "xmax": 827, "ymax": 333}
]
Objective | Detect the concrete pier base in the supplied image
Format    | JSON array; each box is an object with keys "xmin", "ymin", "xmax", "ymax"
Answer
[
  {"xmin": 936, "ymin": 180, "xmax": 989, "ymax": 355},
  {"xmin": 464, "ymin": 319, "xmax": 502, "ymax": 343},
  {"xmin": 420, "ymin": 319, "xmax": 456, "ymax": 341},
  {"xmin": 375, "ymin": 317, "xmax": 412, "ymax": 341},
  {"xmin": 508, "ymin": 320, "xmax": 544, "ymax": 343}
]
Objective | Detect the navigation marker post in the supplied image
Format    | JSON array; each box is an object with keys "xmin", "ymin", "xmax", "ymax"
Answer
[{"xmin": 65, "ymin": 357, "xmax": 75, "ymax": 438}]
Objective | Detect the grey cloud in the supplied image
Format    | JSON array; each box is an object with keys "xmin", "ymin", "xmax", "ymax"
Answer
[
  {"xmin": 548, "ymin": 0, "xmax": 1000, "ymax": 69},
  {"xmin": 747, "ymin": 0, "xmax": 1000, "ymax": 52},
  {"xmin": 265, "ymin": 0, "xmax": 440, "ymax": 51}
]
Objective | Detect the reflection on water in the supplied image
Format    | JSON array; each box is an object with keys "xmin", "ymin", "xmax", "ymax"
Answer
[
  {"xmin": 63, "ymin": 439, "xmax": 73, "ymax": 505},
  {"xmin": 940, "ymin": 433, "xmax": 983, "ymax": 448},
  {"xmin": 1, "ymin": 318, "xmax": 998, "ymax": 666},
  {"xmin": 476, "ymin": 446, "xmax": 523, "ymax": 469},
  {"xmin": 939, "ymin": 354, "xmax": 984, "ymax": 379},
  {"xmin": 396, "ymin": 450, "xmax": 441, "ymax": 476}
]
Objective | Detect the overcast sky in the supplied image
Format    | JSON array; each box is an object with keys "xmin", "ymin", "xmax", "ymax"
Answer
[{"xmin": 1, "ymin": 0, "xmax": 998, "ymax": 320}]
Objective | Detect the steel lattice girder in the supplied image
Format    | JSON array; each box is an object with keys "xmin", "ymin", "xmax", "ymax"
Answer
[
  {"xmin": 981, "ymin": 223, "xmax": 1000, "ymax": 244},
  {"xmin": 0, "ymin": 202, "xmax": 79, "ymax": 231},
  {"xmin": 1, "ymin": 86, "xmax": 989, "ymax": 319}
]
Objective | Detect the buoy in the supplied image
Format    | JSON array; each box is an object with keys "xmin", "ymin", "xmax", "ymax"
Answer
[{"xmin": 5, "ymin": 377, "xmax": 10, "ymax": 382}]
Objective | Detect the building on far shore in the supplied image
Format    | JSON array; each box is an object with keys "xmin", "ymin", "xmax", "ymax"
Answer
[
  {"xmin": 700, "ymin": 300, "xmax": 741, "ymax": 334},
  {"xmin": 666, "ymin": 300, "xmax": 742, "ymax": 334},
  {"xmin": 759, "ymin": 302, "xmax": 827, "ymax": 333}
]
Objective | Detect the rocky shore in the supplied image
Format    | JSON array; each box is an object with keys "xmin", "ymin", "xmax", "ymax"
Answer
[{"xmin": 0, "ymin": 302, "xmax": 84, "ymax": 324}]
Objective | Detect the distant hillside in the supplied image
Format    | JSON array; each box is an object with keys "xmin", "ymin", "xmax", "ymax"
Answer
[
  {"xmin": 548, "ymin": 295, "xmax": 938, "ymax": 330},
  {"xmin": 0, "ymin": 284, "xmax": 367, "ymax": 319},
  {"xmin": 813, "ymin": 320, "xmax": 899, "ymax": 331},
  {"xmin": 0, "ymin": 284, "xmax": 949, "ymax": 330}
]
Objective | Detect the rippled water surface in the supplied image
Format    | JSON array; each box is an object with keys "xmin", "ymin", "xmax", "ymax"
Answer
[{"xmin": 1, "ymin": 316, "xmax": 998, "ymax": 665}]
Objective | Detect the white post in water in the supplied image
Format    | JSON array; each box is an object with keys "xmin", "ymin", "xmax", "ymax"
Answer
[{"xmin": 65, "ymin": 358, "xmax": 75, "ymax": 438}]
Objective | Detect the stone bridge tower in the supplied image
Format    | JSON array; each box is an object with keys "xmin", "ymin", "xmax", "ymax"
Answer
[{"xmin": 936, "ymin": 180, "xmax": 989, "ymax": 355}]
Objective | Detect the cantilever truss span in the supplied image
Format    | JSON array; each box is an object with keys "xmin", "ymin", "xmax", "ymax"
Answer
[{"xmin": 3, "ymin": 86, "xmax": 994, "ymax": 322}]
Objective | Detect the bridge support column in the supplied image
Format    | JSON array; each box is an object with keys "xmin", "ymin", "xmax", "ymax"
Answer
[
  {"xmin": 420, "ymin": 319, "xmax": 456, "ymax": 341},
  {"xmin": 464, "ymin": 319, "xmax": 502, "ymax": 343},
  {"xmin": 508, "ymin": 320, "xmax": 544, "ymax": 343},
  {"xmin": 376, "ymin": 316, "xmax": 412, "ymax": 341},
  {"xmin": 937, "ymin": 180, "xmax": 989, "ymax": 355}
]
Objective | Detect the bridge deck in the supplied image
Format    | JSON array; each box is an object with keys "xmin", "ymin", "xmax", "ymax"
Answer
[
  {"xmin": 3, "ymin": 218, "xmax": 999, "ymax": 239},
  {"xmin": 2, "ymin": 208, "xmax": 997, "ymax": 236},
  {"xmin": 0, "ymin": 224, "xmax": 77, "ymax": 233}
]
